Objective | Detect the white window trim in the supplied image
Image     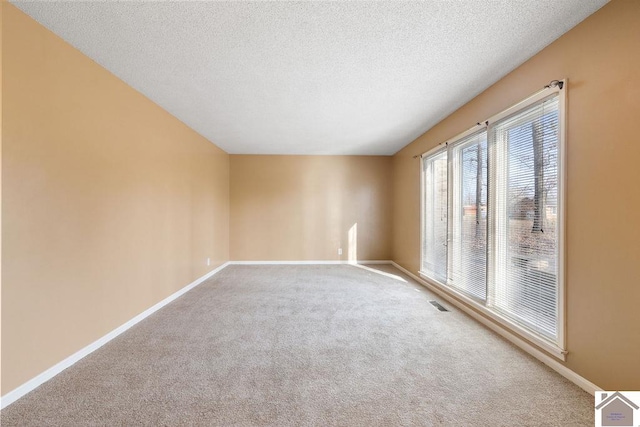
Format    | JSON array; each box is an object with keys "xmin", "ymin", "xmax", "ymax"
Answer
[{"xmin": 419, "ymin": 80, "xmax": 567, "ymax": 360}]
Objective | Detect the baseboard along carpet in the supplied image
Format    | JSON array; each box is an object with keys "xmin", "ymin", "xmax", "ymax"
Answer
[{"xmin": 1, "ymin": 264, "xmax": 593, "ymax": 426}]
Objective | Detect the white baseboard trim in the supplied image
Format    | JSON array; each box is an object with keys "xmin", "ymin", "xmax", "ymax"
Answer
[
  {"xmin": 229, "ymin": 260, "xmax": 392, "ymax": 265},
  {"xmin": 389, "ymin": 261, "xmax": 602, "ymax": 395},
  {"xmin": 0, "ymin": 261, "xmax": 230, "ymax": 410}
]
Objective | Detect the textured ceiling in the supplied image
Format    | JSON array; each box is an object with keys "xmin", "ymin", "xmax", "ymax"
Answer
[{"xmin": 13, "ymin": 1, "xmax": 607, "ymax": 155}]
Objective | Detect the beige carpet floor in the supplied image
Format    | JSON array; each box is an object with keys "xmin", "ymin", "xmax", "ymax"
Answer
[{"xmin": 1, "ymin": 264, "xmax": 594, "ymax": 426}]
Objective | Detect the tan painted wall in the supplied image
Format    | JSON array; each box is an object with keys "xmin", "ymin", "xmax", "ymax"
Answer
[
  {"xmin": 2, "ymin": 4, "xmax": 229, "ymax": 394},
  {"xmin": 230, "ymin": 156, "xmax": 392, "ymax": 262},
  {"xmin": 392, "ymin": 0, "xmax": 640, "ymax": 390}
]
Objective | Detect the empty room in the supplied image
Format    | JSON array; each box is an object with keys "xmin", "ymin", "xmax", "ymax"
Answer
[{"xmin": 1, "ymin": 0, "xmax": 639, "ymax": 425}]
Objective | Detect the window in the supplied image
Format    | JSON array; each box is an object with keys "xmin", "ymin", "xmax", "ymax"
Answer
[
  {"xmin": 421, "ymin": 149, "xmax": 448, "ymax": 283},
  {"xmin": 491, "ymin": 95, "xmax": 560, "ymax": 339},
  {"xmin": 449, "ymin": 132, "xmax": 488, "ymax": 301},
  {"xmin": 420, "ymin": 82, "xmax": 565, "ymax": 356}
]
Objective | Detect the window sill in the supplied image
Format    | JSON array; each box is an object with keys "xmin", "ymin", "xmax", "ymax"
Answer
[{"xmin": 418, "ymin": 271, "xmax": 567, "ymax": 361}]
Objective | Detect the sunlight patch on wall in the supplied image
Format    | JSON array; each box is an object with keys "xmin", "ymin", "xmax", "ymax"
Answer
[{"xmin": 348, "ymin": 223, "xmax": 357, "ymax": 263}]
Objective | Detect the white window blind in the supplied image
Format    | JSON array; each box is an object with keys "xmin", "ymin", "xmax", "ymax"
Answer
[
  {"xmin": 449, "ymin": 132, "xmax": 488, "ymax": 301},
  {"xmin": 490, "ymin": 94, "xmax": 560, "ymax": 338},
  {"xmin": 420, "ymin": 82, "xmax": 565, "ymax": 355},
  {"xmin": 421, "ymin": 149, "xmax": 448, "ymax": 283}
]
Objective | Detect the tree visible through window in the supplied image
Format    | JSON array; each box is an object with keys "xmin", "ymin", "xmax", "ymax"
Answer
[
  {"xmin": 450, "ymin": 132, "xmax": 487, "ymax": 300},
  {"xmin": 494, "ymin": 95, "xmax": 559, "ymax": 338}
]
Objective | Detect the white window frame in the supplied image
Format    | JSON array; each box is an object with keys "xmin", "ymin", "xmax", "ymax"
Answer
[{"xmin": 419, "ymin": 80, "xmax": 567, "ymax": 359}]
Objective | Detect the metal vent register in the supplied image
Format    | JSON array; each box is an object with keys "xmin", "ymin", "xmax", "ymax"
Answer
[{"xmin": 429, "ymin": 300, "xmax": 449, "ymax": 312}]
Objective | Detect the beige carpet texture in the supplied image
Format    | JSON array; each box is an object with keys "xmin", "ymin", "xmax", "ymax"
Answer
[{"xmin": 1, "ymin": 265, "xmax": 594, "ymax": 426}]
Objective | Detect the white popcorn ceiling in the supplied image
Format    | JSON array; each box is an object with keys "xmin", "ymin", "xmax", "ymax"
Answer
[{"xmin": 13, "ymin": 1, "xmax": 607, "ymax": 155}]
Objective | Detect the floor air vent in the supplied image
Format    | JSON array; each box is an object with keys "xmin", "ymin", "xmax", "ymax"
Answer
[{"xmin": 429, "ymin": 300, "xmax": 449, "ymax": 312}]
